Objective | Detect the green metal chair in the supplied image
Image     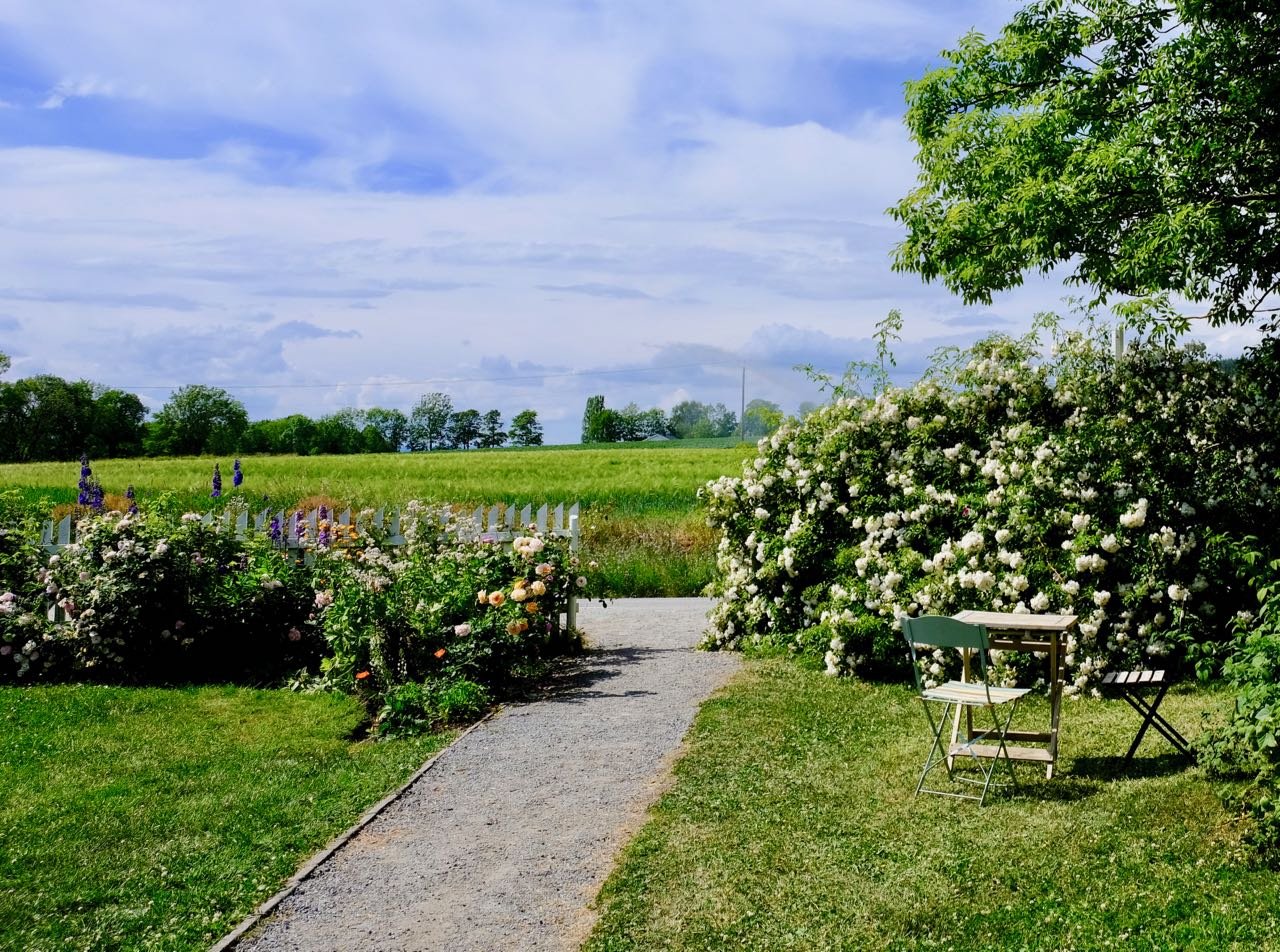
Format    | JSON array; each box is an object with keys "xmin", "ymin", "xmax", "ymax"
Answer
[{"xmin": 901, "ymin": 615, "xmax": 1032, "ymax": 806}]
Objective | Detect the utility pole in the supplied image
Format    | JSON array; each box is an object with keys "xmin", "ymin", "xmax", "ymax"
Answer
[{"xmin": 739, "ymin": 366, "xmax": 746, "ymax": 443}]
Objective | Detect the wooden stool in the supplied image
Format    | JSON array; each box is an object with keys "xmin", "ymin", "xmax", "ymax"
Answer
[{"xmin": 1099, "ymin": 669, "xmax": 1191, "ymax": 762}]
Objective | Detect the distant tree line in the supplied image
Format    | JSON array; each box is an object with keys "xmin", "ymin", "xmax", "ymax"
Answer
[
  {"xmin": 580, "ymin": 395, "xmax": 785, "ymax": 443},
  {"xmin": 0, "ymin": 355, "xmax": 543, "ymax": 461}
]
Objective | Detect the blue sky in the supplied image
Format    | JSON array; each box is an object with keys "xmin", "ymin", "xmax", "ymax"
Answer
[{"xmin": 0, "ymin": 1, "xmax": 1260, "ymax": 443}]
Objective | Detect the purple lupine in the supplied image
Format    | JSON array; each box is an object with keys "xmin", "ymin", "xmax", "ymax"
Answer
[
  {"xmin": 90, "ymin": 482, "xmax": 105, "ymax": 512},
  {"xmin": 211, "ymin": 464, "xmax": 222, "ymax": 499},
  {"xmin": 268, "ymin": 515, "xmax": 282, "ymax": 544},
  {"xmin": 293, "ymin": 509, "xmax": 305, "ymax": 541},
  {"xmin": 126, "ymin": 485, "xmax": 138, "ymax": 515},
  {"xmin": 233, "ymin": 459, "xmax": 243, "ymax": 488},
  {"xmin": 77, "ymin": 455, "xmax": 92, "ymax": 506}
]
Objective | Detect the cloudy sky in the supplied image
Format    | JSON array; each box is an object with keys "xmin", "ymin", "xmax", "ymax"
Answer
[{"xmin": 0, "ymin": 1, "xmax": 1261, "ymax": 443}]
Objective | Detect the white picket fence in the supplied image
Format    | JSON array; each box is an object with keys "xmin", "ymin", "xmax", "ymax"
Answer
[{"xmin": 41, "ymin": 501, "xmax": 582, "ymax": 629}]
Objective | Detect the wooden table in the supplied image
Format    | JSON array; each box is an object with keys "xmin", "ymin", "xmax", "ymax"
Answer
[{"xmin": 950, "ymin": 610, "xmax": 1078, "ymax": 779}]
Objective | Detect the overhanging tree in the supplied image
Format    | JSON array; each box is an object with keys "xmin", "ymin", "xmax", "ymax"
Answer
[{"xmin": 891, "ymin": 0, "xmax": 1280, "ymax": 327}]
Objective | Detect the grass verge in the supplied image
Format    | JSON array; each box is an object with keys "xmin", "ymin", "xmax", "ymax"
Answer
[
  {"xmin": 586, "ymin": 659, "xmax": 1280, "ymax": 951},
  {"xmin": 0, "ymin": 685, "xmax": 454, "ymax": 951}
]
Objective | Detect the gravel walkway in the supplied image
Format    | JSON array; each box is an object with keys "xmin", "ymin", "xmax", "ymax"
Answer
[{"xmin": 232, "ymin": 597, "xmax": 737, "ymax": 952}]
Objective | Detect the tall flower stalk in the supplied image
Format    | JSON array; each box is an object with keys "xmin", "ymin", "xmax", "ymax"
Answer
[{"xmin": 211, "ymin": 464, "xmax": 222, "ymax": 499}]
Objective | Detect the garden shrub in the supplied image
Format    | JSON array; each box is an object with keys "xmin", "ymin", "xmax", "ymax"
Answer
[
  {"xmin": 314, "ymin": 503, "xmax": 584, "ymax": 695},
  {"xmin": 37, "ymin": 508, "xmax": 319, "ymax": 683},
  {"xmin": 0, "ymin": 491, "xmax": 56, "ymax": 679},
  {"xmin": 2, "ymin": 497, "xmax": 596, "ymax": 721},
  {"xmin": 1198, "ymin": 542, "xmax": 1280, "ymax": 863},
  {"xmin": 377, "ymin": 677, "xmax": 492, "ymax": 737},
  {"xmin": 702, "ymin": 327, "xmax": 1280, "ymax": 694}
]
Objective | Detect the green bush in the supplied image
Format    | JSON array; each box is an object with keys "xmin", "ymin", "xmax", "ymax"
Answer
[
  {"xmin": 377, "ymin": 678, "xmax": 491, "ymax": 737},
  {"xmin": 3, "ymin": 499, "xmax": 599, "ymax": 721},
  {"xmin": 33, "ymin": 508, "xmax": 318, "ymax": 683},
  {"xmin": 314, "ymin": 503, "xmax": 587, "ymax": 697},
  {"xmin": 702, "ymin": 326, "xmax": 1280, "ymax": 694},
  {"xmin": 1198, "ymin": 543, "xmax": 1280, "ymax": 862}
]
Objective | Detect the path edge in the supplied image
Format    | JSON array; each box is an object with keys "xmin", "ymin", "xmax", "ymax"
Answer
[{"xmin": 208, "ymin": 711, "xmax": 497, "ymax": 952}]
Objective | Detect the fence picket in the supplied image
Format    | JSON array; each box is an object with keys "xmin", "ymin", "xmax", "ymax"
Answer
[{"xmin": 38, "ymin": 500, "xmax": 581, "ymax": 623}]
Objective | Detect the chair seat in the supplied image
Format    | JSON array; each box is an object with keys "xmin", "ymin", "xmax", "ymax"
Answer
[{"xmin": 923, "ymin": 680, "xmax": 1030, "ymax": 706}]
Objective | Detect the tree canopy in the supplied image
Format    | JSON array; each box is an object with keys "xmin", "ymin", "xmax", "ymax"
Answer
[
  {"xmin": 508, "ymin": 409, "xmax": 543, "ymax": 446},
  {"xmin": 145, "ymin": 385, "xmax": 248, "ymax": 456},
  {"xmin": 408, "ymin": 392, "xmax": 453, "ymax": 452},
  {"xmin": 891, "ymin": 0, "xmax": 1280, "ymax": 327}
]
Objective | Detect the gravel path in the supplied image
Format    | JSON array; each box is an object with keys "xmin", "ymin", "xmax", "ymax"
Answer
[{"xmin": 233, "ymin": 597, "xmax": 737, "ymax": 952}]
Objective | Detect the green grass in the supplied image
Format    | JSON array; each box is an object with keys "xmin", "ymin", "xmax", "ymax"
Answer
[
  {"xmin": 0, "ymin": 444, "xmax": 752, "ymax": 597},
  {"xmin": 0, "ymin": 444, "xmax": 750, "ymax": 514},
  {"xmin": 0, "ymin": 685, "xmax": 454, "ymax": 952},
  {"xmin": 587, "ymin": 660, "xmax": 1279, "ymax": 951}
]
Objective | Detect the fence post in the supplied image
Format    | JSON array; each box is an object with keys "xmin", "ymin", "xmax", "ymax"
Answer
[{"xmin": 567, "ymin": 508, "xmax": 579, "ymax": 632}]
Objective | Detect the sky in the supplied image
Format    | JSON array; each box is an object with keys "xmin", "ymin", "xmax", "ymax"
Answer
[{"xmin": 0, "ymin": 1, "xmax": 1263, "ymax": 444}]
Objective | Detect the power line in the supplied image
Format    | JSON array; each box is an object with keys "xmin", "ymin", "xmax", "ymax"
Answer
[{"xmin": 101, "ymin": 360, "xmax": 748, "ymax": 392}]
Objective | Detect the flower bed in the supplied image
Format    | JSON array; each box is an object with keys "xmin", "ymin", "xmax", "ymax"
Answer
[
  {"xmin": 702, "ymin": 329, "xmax": 1280, "ymax": 694},
  {"xmin": 0, "ymin": 496, "xmax": 595, "ymax": 732}
]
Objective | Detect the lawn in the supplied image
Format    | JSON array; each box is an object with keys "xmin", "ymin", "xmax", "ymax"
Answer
[
  {"xmin": 586, "ymin": 659, "xmax": 1279, "ymax": 951},
  {"xmin": 0, "ymin": 685, "xmax": 454, "ymax": 952},
  {"xmin": 0, "ymin": 442, "xmax": 753, "ymax": 597}
]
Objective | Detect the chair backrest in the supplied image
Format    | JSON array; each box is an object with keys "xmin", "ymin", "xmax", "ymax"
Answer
[{"xmin": 900, "ymin": 615, "xmax": 991, "ymax": 692}]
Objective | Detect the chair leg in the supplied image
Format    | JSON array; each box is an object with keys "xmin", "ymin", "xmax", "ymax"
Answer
[
  {"xmin": 979, "ymin": 701, "xmax": 1020, "ymax": 806},
  {"xmin": 917, "ymin": 699, "xmax": 1021, "ymax": 806},
  {"xmin": 1120, "ymin": 687, "xmax": 1191, "ymax": 759},
  {"xmin": 916, "ymin": 699, "xmax": 957, "ymax": 795}
]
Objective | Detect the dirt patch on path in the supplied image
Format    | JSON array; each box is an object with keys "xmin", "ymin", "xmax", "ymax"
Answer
[{"xmin": 230, "ymin": 598, "xmax": 738, "ymax": 952}]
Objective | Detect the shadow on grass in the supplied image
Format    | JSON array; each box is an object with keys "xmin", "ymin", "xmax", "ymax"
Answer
[{"xmin": 1069, "ymin": 751, "xmax": 1195, "ymax": 781}]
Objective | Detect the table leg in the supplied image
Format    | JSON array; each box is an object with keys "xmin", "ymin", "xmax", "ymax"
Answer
[{"xmin": 1046, "ymin": 631, "xmax": 1061, "ymax": 779}]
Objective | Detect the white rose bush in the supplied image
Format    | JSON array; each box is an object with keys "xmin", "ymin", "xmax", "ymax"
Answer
[
  {"xmin": 0, "ymin": 492, "xmax": 601, "ymax": 734},
  {"xmin": 702, "ymin": 328, "xmax": 1280, "ymax": 696}
]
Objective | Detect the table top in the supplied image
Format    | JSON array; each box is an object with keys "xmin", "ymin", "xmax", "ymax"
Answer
[{"xmin": 952, "ymin": 610, "xmax": 1077, "ymax": 632}]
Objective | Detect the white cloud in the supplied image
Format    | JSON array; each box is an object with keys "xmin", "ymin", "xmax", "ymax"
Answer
[{"xmin": 0, "ymin": 0, "xmax": 1250, "ymax": 443}]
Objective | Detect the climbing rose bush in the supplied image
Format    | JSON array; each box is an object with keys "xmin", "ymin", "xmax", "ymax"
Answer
[
  {"xmin": 702, "ymin": 330, "xmax": 1280, "ymax": 696},
  {"xmin": 299, "ymin": 503, "xmax": 588, "ymax": 695}
]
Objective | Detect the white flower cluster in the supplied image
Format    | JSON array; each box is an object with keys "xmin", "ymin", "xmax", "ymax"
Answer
[{"xmin": 702, "ymin": 333, "xmax": 1279, "ymax": 691}]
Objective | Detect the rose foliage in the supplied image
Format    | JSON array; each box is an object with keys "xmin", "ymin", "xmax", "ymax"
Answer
[
  {"xmin": 702, "ymin": 329, "xmax": 1280, "ymax": 696},
  {"xmin": 0, "ymin": 499, "xmax": 594, "ymax": 732}
]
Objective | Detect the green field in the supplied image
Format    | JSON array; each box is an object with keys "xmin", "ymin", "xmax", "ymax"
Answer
[{"xmin": 0, "ymin": 442, "xmax": 753, "ymax": 596}]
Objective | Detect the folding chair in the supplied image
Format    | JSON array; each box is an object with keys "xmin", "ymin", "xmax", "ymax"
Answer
[
  {"xmin": 902, "ymin": 615, "xmax": 1032, "ymax": 806},
  {"xmin": 1099, "ymin": 669, "xmax": 1191, "ymax": 762}
]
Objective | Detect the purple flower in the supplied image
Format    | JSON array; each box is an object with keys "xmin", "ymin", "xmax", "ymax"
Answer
[
  {"xmin": 211, "ymin": 464, "xmax": 222, "ymax": 499},
  {"xmin": 91, "ymin": 483, "xmax": 105, "ymax": 512},
  {"xmin": 268, "ymin": 516, "xmax": 282, "ymax": 544},
  {"xmin": 126, "ymin": 485, "xmax": 138, "ymax": 515},
  {"xmin": 318, "ymin": 505, "xmax": 328, "ymax": 521},
  {"xmin": 77, "ymin": 454, "xmax": 92, "ymax": 506},
  {"xmin": 293, "ymin": 510, "xmax": 304, "ymax": 538},
  {"xmin": 233, "ymin": 459, "xmax": 243, "ymax": 488}
]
